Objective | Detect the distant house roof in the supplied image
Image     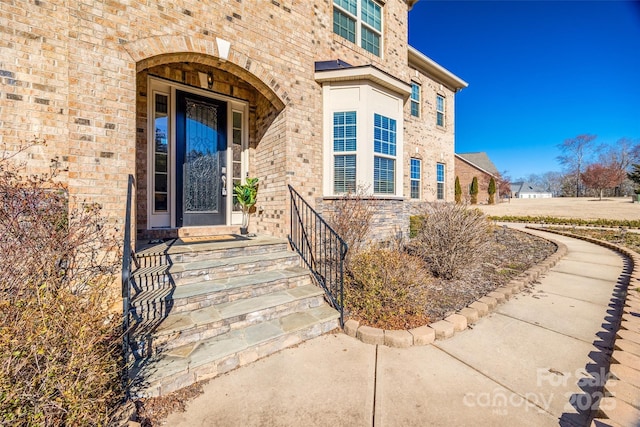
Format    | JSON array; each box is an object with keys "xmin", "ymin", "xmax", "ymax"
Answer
[
  {"xmin": 511, "ymin": 181, "xmax": 548, "ymax": 194},
  {"xmin": 455, "ymin": 152, "xmax": 499, "ymax": 177}
]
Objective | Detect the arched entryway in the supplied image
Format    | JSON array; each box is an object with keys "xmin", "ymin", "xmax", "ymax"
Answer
[{"xmin": 134, "ymin": 54, "xmax": 284, "ymax": 239}]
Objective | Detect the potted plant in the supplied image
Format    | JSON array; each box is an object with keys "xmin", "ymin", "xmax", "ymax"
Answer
[{"xmin": 233, "ymin": 177, "xmax": 259, "ymax": 234}]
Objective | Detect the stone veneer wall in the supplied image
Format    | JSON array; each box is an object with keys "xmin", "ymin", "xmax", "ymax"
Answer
[{"xmin": 317, "ymin": 197, "xmax": 411, "ymax": 244}]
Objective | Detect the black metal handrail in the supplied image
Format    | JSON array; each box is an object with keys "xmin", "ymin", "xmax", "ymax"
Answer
[
  {"xmin": 288, "ymin": 185, "xmax": 348, "ymax": 326},
  {"xmin": 121, "ymin": 174, "xmax": 136, "ymax": 393}
]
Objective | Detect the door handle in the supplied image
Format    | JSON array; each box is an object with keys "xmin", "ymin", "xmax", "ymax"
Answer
[{"xmin": 221, "ymin": 174, "xmax": 227, "ymax": 196}]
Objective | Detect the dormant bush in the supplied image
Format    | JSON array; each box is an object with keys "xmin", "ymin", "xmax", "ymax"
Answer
[
  {"xmin": 344, "ymin": 246, "xmax": 430, "ymax": 329},
  {"xmin": 0, "ymin": 142, "xmax": 123, "ymax": 426},
  {"xmin": 324, "ymin": 186, "xmax": 374, "ymax": 265},
  {"xmin": 412, "ymin": 203, "xmax": 492, "ymax": 280}
]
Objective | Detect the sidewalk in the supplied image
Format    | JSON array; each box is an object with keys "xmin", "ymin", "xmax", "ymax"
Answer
[{"xmin": 164, "ymin": 229, "xmax": 627, "ymax": 427}]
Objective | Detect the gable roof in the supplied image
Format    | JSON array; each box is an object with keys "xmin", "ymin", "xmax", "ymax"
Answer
[
  {"xmin": 511, "ymin": 181, "xmax": 549, "ymax": 194},
  {"xmin": 455, "ymin": 152, "xmax": 499, "ymax": 176}
]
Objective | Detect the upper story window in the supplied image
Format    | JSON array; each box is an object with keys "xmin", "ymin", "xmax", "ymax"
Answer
[
  {"xmin": 410, "ymin": 158, "xmax": 421, "ymax": 199},
  {"xmin": 436, "ymin": 94, "xmax": 445, "ymax": 127},
  {"xmin": 410, "ymin": 82, "xmax": 420, "ymax": 117},
  {"xmin": 436, "ymin": 163, "xmax": 445, "ymax": 200},
  {"xmin": 333, "ymin": 111, "xmax": 357, "ymax": 193},
  {"xmin": 373, "ymin": 113, "xmax": 396, "ymax": 194},
  {"xmin": 333, "ymin": 0, "xmax": 383, "ymax": 56}
]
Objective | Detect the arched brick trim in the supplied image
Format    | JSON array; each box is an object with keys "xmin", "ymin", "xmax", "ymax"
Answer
[{"xmin": 124, "ymin": 35, "xmax": 286, "ymax": 111}]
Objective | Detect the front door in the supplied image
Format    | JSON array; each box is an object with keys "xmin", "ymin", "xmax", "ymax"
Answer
[{"xmin": 175, "ymin": 90, "xmax": 227, "ymax": 226}]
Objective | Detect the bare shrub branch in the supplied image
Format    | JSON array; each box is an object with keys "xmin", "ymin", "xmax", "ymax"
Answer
[
  {"xmin": 0, "ymin": 140, "xmax": 122, "ymax": 425},
  {"xmin": 324, "ymin": 185, "xmax": 374, "ymax": 264},
  {"xmin": 411, "ymin": 203, "xmax": 492, "ymax": 280}
]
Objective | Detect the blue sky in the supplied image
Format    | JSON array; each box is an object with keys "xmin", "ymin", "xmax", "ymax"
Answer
[{"xmin": 408, "ymin": 0, "xmax": 640, "ymax": 180}]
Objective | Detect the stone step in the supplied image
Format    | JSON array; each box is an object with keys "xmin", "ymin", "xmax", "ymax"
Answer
[
  {"xmin": 130, "ymin": 267, "xmax": 313, "ymax": 318},
  {"xmin": 132, "ymin": 250, "xmax": 301, "ymax": 287},
  {"xmin": 135, "ymin": 235, "xmax": 289, "ymax": 265},
  {"xmin": 129, "ymin": 304, "xmax": 340, "ymax": 398},
  {"xmin": 130, "ymin": 284, "xmax": 326, "ymax": 357}
]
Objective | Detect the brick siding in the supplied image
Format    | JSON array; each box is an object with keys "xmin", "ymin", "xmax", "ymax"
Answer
[{"xmin": 1, "ymin": 0, "xmax": 461, "ymax": 242}]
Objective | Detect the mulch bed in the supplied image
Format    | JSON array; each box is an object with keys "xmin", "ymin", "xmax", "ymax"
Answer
[
  {"xmin": 345, "ymin": 227, "xmax": 557, "ymax": 330},
  {"xmin": 423, "ymin": 227, "xmax": 556, "ymax": 322}
]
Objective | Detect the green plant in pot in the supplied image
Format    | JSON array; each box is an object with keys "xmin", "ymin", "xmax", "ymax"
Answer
[{"xmin": 234, "ymin": 177, "xmax": 259, "ymax": 235}]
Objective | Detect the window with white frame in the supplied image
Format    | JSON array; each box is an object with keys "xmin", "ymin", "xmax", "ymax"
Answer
[
  {"xmin": 410, "ymin": 158, "xmax": 421, "ymax": 199},
  {"xmin": 436, "ymin": 94, "xmax": 445, "ymax": 127},
  {"xmin": 410, "ymin": 82, "xmax": 420, "ymax": 117},
  {"xmin": 333, "ymin": 0, "xmax": 383, "ymax": 56},
  {"xmin": 436, "ymin": 163, "xmax": 445, "ymax": 200},
  {"xmin": 333, "ymin": 111, "xmax": 357, "ymax": 193},
  {"xmin": 373, "ymin": 113, "xmax": 396, "ymax": 194},
  {"xmin": 232, "ymin": 110, "xmax": 244, "ymax": 212},
  {"xmin": 152, "ymin": 92, "xmax": 169, "ymax": 213}
]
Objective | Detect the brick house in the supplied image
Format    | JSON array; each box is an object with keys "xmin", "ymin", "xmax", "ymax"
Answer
[
  {"xmin": 1, "ymin": 0, "xmax": 467, "ymax": 243},
  {"xmin": 454, "ymin": 152, "xmax": 500, "ymax": 203}
]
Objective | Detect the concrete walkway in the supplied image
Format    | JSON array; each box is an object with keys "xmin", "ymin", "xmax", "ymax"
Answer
[{"xmin": 164, "ymin": 229, "xmax": 628, "ymax": 427}]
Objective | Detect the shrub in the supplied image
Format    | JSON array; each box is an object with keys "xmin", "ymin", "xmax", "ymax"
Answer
[
  {"xmin": 488, "ymin": 177, "xmax": 496, "ymax": 204},
  {"xmin": 488, "ymin": 215, "xmax": 640, "ymax": 229},
  {"xmin": 411, "ymin": 203, "xmax": 492, "ymax": 280},
  {"xmin": 470, "ymin": 177, "xmax": 479, "ymax": 204},
  {"xmin": 454, "ymin": 176, "xmax": 462, "ymax": 204},
  {"xmin": 324, "ymin": 186, "xmax": 374, "ymax": 265},
  {"xmin": 409, "ymin": 215, "xmax": 426, "ymax": 238},
  {"xmin": 344, "ymin": 246, "xmax": 431, "ymax": 329},
  {"xmin": 0, "ymin": 142, "xmax": 122, "ymax": 425}
]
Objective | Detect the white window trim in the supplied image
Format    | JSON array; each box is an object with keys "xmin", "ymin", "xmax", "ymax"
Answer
[
  {"xmin": 436, "ymin": 94, "xmax": 446, "ymax": 127},
  {"xmin": 332, "ymin": 111, "xmax": 358, "ymax": 193},
  {"xmin": 230, "ymin": 108, "xmax": 249, "ymax": 226},
  {"xmin": 322, "ymin": 81, "xmax": 404, "ymax": 198},
  {"xmin": 410, "ymin": 82, "xmax": 420, "ymax": 118},
  {"xmin": 436, "ymin": 162, "xmax": 446, "ymax": 200},
  {"xmin": 373, "ymin": 113, "xmax": 397, "ymax": 195},
  {"xmin": 333, "ymin": 0, "xmax": 384, "ymax": 57},
  {"xmin": 410, "ymin": 158, "xmax": 421, "ymax": 199}
]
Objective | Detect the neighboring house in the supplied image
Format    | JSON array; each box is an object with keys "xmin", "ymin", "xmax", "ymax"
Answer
[
  {"xmin": 1, "ymin": 0, "xmax": 467, "ymax": 243},
  {"xmin": 511, "ymin": 182, "xmax": 553, "ymax": 199},
  {"xmin": 454, "ymin": 152, "xmax": 500, "ymax": 203}
]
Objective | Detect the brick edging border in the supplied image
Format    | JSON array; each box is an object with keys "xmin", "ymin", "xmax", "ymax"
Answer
[
  {"xmin": 342, "ymin": 227, "xmax": 568, "ymax": 348},
  {"xmin": 525, "ymin": 226, "xmax": 640, "ymax": 426}
]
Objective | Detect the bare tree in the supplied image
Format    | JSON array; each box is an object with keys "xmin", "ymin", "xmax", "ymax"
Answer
[
  {"xmin": 496, "ymin": 171, "xmax": 511, "ymax": 200},
  {"xmin": 524, "ymin": 173, "xmax": 544, "ymax": 188},
  {"xmin": 597, "ymin": 137, "xmax": 640, "ymax": 196},
  {"xmin": 540, "ymin": 171, "xmax": 564, "ymax": 196},
  {"xmin": 557, "ymin": 134, "xmax": 597, "ymax": 197},
  {"xmin": 629, "ymin": 163, "xmax": 640, "ymax": 190}
]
